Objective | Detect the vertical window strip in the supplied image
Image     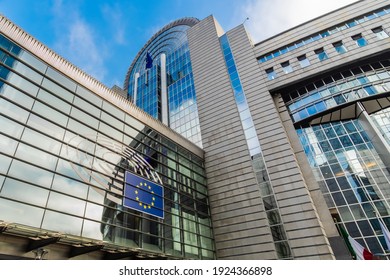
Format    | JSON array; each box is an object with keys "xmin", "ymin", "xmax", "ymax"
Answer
[{"xmin": 220, "ymin": 34, "xmax": 292, "ymax": 259}]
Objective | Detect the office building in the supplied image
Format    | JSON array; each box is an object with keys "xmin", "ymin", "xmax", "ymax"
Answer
[
  {"xmin": 0, "ymin": 17, "xmax": 213, "ymax": 260},
  {"xmin": 1, "ymin": 0, "xmax": 390, "ymax": 260},
  {"xmin": 124, "ymin": 18, "xmax": 203, "ymax": 147}
]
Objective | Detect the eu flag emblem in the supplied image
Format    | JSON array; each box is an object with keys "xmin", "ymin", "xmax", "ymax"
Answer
[{"xmin": 123, "ymin": 171, "xmax": 164, "ymax": 219}]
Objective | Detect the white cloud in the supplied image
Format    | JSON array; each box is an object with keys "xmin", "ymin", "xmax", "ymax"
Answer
[
  {"xmin": 101, "ymin": 3, "xmax": 127, "ymax": 45},
  {"xmin": 50, "ymin": 1, "xmax": 108, "ymax": 83},
  {"xmin": 66, "ymin": 19, "xmax": 107, "ymax": 79},
  {"xmin": 240, "ymin": 0, "xmax": 358, "ymax": 43}
]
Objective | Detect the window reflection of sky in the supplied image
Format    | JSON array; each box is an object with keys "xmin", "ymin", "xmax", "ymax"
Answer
[
  {"xmin": 288, "ymin": 70, "xmax": 390, "ymax": 123},
  {"xmin": 297, "ymin": 120, "xmax": 390, "ymax": 254}
]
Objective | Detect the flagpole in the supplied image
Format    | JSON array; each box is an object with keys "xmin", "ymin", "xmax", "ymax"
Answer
[{"xmin": 333, "ymin": 218, "xmax": 355, "ymax": 260}]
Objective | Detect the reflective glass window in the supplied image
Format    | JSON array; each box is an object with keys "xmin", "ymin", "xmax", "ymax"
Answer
[
  {"xmin": 333, "ymin": 41, "xmax": 348, "ymax": 54},
  {"xmin": 14, "ymin": 143, "xmax": 58, "ymax": 171},
  {"xmin": 0, "ymin": 84, "xmax": 34, "ymax": 109},
  {"xmin": 46, "ymin": 67, "xmax": 76, "ymax": 91},
  {"xmin": 0, "ymin": 132, "xmax": 18, "ymax": 156},
  {"xmin": 372, "ymin": 26, "xmax": 389, "ymax": 39},
  {"xmin": 2, "ymin": 71, "xmax": 39, "ymax": 97},
  {"xmin": 0, "ymin": 197, "xmax": 44, "ymax": 227},
  {"xmin": 281, "ymin": 61, "xmax": 293, "ymax": 74},
  {"xmin": 0, "ymin": 94, "xmax": 30, "ymax": 123},
  {"xmin": 0, "ymin": 30, "xmax": 215, "ymax": 258},
  {"xmin": 73, "ymin": 96, "xmax": 101, "ymax": 118},
  {"xmin": 41, "ymin": 210, "xmax": 83, "ymax": 236},
  {"xmin": 265, "ymin": 67, "xmax": 277, "ymax": 80},
  {"xmin": 70, "ymin": 107, "xmax": 99, "ymax": 129},
  {"xmin": 37, "ymin": 89, "xmax": 71, "ymax": 115},
  {"xmin": 101, "ymin": 111, "xmax": 123, "ymax": 131},
  {"xmin": 297, "ymin": 54, "xmax": 310, "ymax": 68},
  {"xmin": 7, "ymin": 159, "xmax": 54, "ymax": 188},
  {"xmin": 339, "ymin": 206, "xmax": 354, "ymax": 221},
  {"xmin": 99, "ymin": 122, "xmax": 122, "ymax": 142},
  {"xmin": 326, "ymin": 178, "xmax": 339, "ymax": 192},
  {"xmin": 9, "ymin": 59, "xmax": 44, "ymax": 85},
  {"xmin": 0, "ymin": 154, "xmax": 12, "ymax": 174},
  {"xmin": 82, "ymin": 220, "xmax": 103, "ymax": 240},
  {"xmin": 1, "ymin": 178, "xmax": 49, "ymax": 206},
  {"xmin": 67, "ymin": 118, "xmax": 97, "ymax": 136},
  {"xmin": 51, "ymin": 174, "xmax": 89, "ymax": 199},
  {"xmin": 46, "ymin": 192, "xmax": 86, "ymax": 216},
  {"xmin": 332, "ymin": 192, "xmax": 346, "ymax": 206},
  {"xmin": 0, "ymin": 115, "xmax": 24, "ymax": 139},
  {"xmin": 102, "ymin": 101, "xmax": 125, "ymax": 121},
  {"xmin": 41, "ymin": 78, "xmax": 74, "ymax": 103},
  {"xmin": 27, "ymin": 113, "xmax": 65, "ymax": 141},
  {"xmin": 21, "ymin": 128, "xmax": 62, "ymax": 155},
  {"xmin": 32, "ymin": 101, "xmax": 68, "ymax": 126},
  {"xmin": 314, "ymin": 47, "xmax": 329, "ymax": 61},
  {"xmin": 18, "ymin": 51, "xmax": 47, "ymax": 74},
  {"xmin": 352, "ymin": 34, "xmax": 368, "ymax": 47}
]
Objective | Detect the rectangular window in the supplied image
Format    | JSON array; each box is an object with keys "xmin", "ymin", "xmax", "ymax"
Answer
[
  {"xmin": 281, "ymin": 61, "xmax": 293, "ymax": 74},
  {"xmin": 297, "ymin": 54, "xmax": 310, "ymax": 68},
  {"xmin": 333, "ymin": 41, "xmax": 348, "ymax": 54},
  {"xmin": 314, "ymin": 47, "xmax": 329, "ymax": 61},
  {"xmin": 265, "ymin": 67, "xmax": 277, "ymax": 80},
  {"xmin": 372, "ymin": 26, "xmax": 389, "ymax": 40},
  {"xmin": 352, "ymin": 34, "xmax": 368, "ymax": 47}
]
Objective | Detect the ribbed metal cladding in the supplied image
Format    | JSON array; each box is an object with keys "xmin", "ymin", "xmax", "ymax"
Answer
[{"xmin": 188, "ymin": 16, "xmax": 277, "ymax": 259}]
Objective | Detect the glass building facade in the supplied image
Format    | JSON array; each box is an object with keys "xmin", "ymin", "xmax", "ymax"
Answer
[
  {"xmin": 0, "ymin": 33, "xmax": 214, "ymax": 259},
  {"xmin": 3, "ymin": 0, "xmax": 390, "ymax": 260},
  {"xmin": 282, "ymin": 54, "xmax": 390, "ymax": 257},
  {"xmin": 125, "ymin": 18, "xmax": 202, "ymax": 147}
]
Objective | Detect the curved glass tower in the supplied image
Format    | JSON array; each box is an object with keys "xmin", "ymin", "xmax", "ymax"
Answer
[{"xmin": 124, "ymin": 18, "xmax": 203, "ymax": 147}]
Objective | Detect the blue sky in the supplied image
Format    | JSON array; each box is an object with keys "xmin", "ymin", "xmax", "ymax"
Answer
[{"xmin": 0, "ymin": 0, "xmax": 356, "ymax": 88}]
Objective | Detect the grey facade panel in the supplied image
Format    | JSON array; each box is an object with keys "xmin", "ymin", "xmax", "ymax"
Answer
[
  {"xmin": 188, "ymin": 16, "xmax": 277, "ymax": 260},
  {"xmin": 226, "ymin": 23, "xmax": 336, "ymax": 259}
]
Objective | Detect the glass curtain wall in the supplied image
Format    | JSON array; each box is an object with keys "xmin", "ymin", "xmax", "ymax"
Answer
[
  {"xmin": 282, "ymin": 55, "xmax": 390, "ymax": 258},
  {"xmin": 0, "ymin": 34, "xmax": 214, "ymax": 259},
  {"xmin": 125, "ymin": 19, "xmax": 203, "ymax": 148}
]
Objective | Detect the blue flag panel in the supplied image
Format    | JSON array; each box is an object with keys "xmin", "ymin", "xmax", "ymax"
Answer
[
  {"xmin": 145, "ymin": 52, "xmax": 153, "ymax": 69},
  {"xmin": 123, "ymin": 171, "xmax": 164, "ymax": 219}
]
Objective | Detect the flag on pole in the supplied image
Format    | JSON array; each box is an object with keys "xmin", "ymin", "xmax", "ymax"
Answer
[
  {"xmin": 144, "ymin": 52, "xmax": 153, "ymax": 85},
  {"xmin": 378, "ymin": 219, "xmax": 390, "ymax": 251},
  {"xmin": 347, "ymin": 235, "xmax": 375, "ymax": 260},
  {"xmin": 145, "ymin": 52, "xmax": 153, "ymax": 69},
  {"xmin": 339, "ymin": 224, "xmax": 375, "ymax": 260}
]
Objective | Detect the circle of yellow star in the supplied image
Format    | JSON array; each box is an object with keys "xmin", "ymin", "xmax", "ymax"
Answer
[{"xmin": 134, "ymin": 181, "xmax": 157, "ymax": 210}]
